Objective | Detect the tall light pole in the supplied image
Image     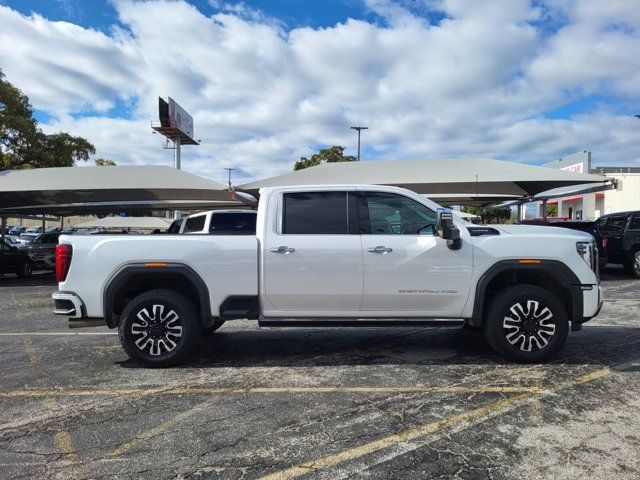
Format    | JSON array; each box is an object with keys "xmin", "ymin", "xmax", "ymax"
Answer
[
  {"xmin": 224, "ymin": 167, "xmax": 236, "ymax": 188},
  {"xmin": 350, "ymin": 126, "xmax": 368, "ymax": 161}
]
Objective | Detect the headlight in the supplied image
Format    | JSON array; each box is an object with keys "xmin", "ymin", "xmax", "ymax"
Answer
[{"xmin": 576, "ymin": 241, "xmax": 594, "ymax": 269}]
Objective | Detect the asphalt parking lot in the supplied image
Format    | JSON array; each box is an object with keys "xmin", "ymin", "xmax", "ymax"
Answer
[{"xmin": 0, "ymin": 270, "xmax": 638, "ymax": 480}]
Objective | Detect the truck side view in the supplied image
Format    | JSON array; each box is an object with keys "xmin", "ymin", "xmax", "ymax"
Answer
[{"xmin": 53, "ymin": 185, "xmax": 603, "ymax": 366}]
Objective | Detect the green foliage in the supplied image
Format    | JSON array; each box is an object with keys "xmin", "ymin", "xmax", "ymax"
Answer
[
  {"xmin": 95, "ymin": 158, "xmax": 117, "ymax": 166},
  {"xmin": 546, "ymin": 203, "xmax": 558, "ymax": 218},
  {"xmin": 294, "ymin": 145, "xmax": 356, "ymax": 171},
  {"xmin": 0, "ymin": 69, "xmax": 95, "ymax": 170},
  {"xmin": 463, "ymin": 205, "xmax": 512, "ymax": 224}
]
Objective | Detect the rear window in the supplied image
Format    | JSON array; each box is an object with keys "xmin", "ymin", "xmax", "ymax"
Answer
[
  {"xmin": 209, "ymin": 213, "xmax": 256, "ymax": 235},
  {"xmin": 629, "ymin": 215, "xmax": 640, "ymax": 231},
  {"xmin": 184, "ymin": 215, "xmax": 206, "ymax": 233},
  {"xmin": 283, "ymin": 192, "xmax": 348, "ymax": 234}
]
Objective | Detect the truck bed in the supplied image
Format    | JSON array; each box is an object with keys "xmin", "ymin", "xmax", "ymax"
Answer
[{"xmin": 58, "ymin": 234, "xmax": 259, "ymax": 318}]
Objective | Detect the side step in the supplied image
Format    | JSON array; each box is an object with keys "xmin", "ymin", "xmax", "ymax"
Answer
[{"xmin": 258, "ymin": 318, "xmax": 464, "ymax": 328}]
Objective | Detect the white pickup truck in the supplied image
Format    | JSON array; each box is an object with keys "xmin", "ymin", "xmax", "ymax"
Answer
[{"xmin": 52, "ymin": 185, "xmax": 603, "ymax": 366}]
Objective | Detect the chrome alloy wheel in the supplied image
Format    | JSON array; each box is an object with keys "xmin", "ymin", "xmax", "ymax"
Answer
[
  {"xmin": 131, "ymin": 304, "xmax": 183, "ymax": 356},
  {"xmin": 634, "ymin": 251, "xmax": 640, "ymax": 276},
  {"xmin": 502, "ymin": 300, "xmax": 556, "ymax": 352}
]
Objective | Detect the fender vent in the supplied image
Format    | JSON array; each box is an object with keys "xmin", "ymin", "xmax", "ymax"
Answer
[{"xmin": 467, "ymin": 227, "xmax": 500, "ymax": 236}]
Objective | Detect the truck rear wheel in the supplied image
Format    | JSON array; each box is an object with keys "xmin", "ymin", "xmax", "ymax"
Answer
[
  {"xmin": 483, "ymin": 285, "xmax": 568, "ymax": 363},
  {"xmin": 119, "ymin": 289, "xmax": 200, "ymax": 367}
]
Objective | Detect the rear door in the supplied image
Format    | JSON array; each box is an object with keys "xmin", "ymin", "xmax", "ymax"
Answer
[
  {"xmin": 358, "ymin": 191, "xmax": 473, "ymax": 316},
  {"xmin": 262, "ymin": 189, "xmax": 363, "ymax": 315}
]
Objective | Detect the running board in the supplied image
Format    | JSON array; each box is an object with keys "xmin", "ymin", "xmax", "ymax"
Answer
[{"xmin": 258, "ymin": 318, "xmax": 464, "ymax": 328}]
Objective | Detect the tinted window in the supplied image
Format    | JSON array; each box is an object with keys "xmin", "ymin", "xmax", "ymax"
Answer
[
  {"xmin": 184, "ymin": 215, "xmax": 206, "ymax": 233},
  {"xmin": 283, "ymin": 192, "xmax": 348, "ymax": 234},
  {"xmin": 42, "ymin": 234, "xmax": 59, "ymax": 243},
  {"xmin": 629, "ymin": 215, "xmax": 640, "ymax": 231},
  {"xmin": 209, "ymin": 213, "xmax": 256, "ymax": 234},
  {"xmin": 167, "ymin": 219, "xmax": 183, "ymax": 234},
  {"xmin": 364, "ymin": 192, "xmax": 437, "ymax": 235},
  {"xmin": 606, "ymin": 215, "xmax": 627, "ymax": 234}
]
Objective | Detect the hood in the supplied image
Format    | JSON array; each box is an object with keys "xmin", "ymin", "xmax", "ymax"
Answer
[{"xmin": 494, "ymin": 224, "xmax": 593, "ymax": 241}]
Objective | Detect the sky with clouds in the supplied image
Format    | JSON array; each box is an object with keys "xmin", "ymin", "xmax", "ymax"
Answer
[{"xmin": 0, "ymin": 0, "xmax": 639, "ymax": 184}]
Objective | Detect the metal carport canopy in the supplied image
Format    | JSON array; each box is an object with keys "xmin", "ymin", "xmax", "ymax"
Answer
[
  {"xmin": 238, "ymin": 157, "xmax": 612, "ymax": 198},
  {"xmin": 0, "ymin": 165, "xmax": 241, "ymax": 216},
  {"xmin": 73, "ymin": 217, "xmax": 173, "ymax": 230}
]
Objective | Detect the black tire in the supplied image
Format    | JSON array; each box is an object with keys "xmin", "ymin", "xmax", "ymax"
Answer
[
  {"xmin": 628, "ymin": 250, "xmax": 640, "ymax": 279},
  {"xmin": 483, "ymin": 285, "xmax": 569, "ymax": 363},
  {"xmin": 119, "ymin": 289, "xmax": 200, "ymax": 367},
  {"xmin": 203, "ymin": 320, "xmax": 225, "ymax": 335},
  {"xmin": 16, "ymin": 262, "xmax": 32, "ymax": 278}
]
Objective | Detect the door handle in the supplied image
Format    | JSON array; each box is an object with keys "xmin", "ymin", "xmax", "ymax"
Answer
[
  {"xmin": 367, "ymin": 245, "xmax": 393, "ymax": 254},
  {"xmin": 270, "ymin": 245, "xmax": 295, "ymax": 254}
]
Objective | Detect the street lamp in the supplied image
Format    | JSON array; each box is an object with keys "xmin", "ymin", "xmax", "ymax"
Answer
[{"xmin": 350, "ymin": 126, "xmax": 368, "ymax": 161}]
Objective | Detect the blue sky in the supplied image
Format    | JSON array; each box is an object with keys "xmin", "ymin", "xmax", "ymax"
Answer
[{"xmin": 0, "ymin": 0, "xmax": 639, "ymax": 182}]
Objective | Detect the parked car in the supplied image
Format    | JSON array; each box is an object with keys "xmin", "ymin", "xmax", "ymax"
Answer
[
  {"xmin": 25, "ymin": 232, "xmax": 61, "ymax": 269},
  {"xmin": 17, "ymin": 233, "xmax": 40, "ymax": 246},
  {"xmin": 8, "ymin": 226, "xmax": 26, "ymax": 236},
  {"xmin": 181, "ymin": 210, "xmax": 257, "ymax": 235},
  {"xmin": 521, "ymin": 219, "xmax": 607, "ymax": 268},
  {"xmin": 595, "ymin": 211, "xmax": 640, "ymax": 278},
  {"xmin": 3, "ymin": 236, "xmax": 20, "ymax": 247},
  {"xmin": 45, "ymin": 227, "xmax": 60, "ymax": 233},
  {"xmin": 53, "ymin": 185, "xmax": 602, "ymax": 367},
  {"xmin": 25, "ymin": 226, "xmax": 43, "ymax": 234},
  {"xmin": 0, "ymin": 240, "xmax": 34, "ymax": 278},
  {"xmin": 61, "ymin": 227, "xmax": 77, "ymax": 234}
]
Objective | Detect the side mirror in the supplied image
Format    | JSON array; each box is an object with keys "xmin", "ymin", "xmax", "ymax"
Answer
[{"xmin": 437, "ymin": 211, "xmax": 462, "ymax": 250}]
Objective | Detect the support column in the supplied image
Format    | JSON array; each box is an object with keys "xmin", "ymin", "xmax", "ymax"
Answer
[
  {"xmin": 516, "ymin": 204, "xmax": 523, "ymax": 224},
  {"xmin": 42, "ymin": 214, "xmax": 46, "ymax": 233},
  {"xmin": 542, "ymin": 200, "xmax": 548, "ymax": 221},
  {"xmin": 1, "ymin": 216, "xmax": 6, "ymax": 243},
  {"xmin": 173, "ymin": 136, "xmax": 181, "ymax": 219}
]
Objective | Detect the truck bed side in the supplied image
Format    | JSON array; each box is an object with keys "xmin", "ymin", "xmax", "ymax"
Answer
[{"xmin": 58, "ymin": 234, "xmax": 258, "ymax": 318}]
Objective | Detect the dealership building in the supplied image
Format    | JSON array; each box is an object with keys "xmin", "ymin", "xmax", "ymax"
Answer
[{"xmin": 537, "ymin": 151, "xmax": 640, "ymax": 221}]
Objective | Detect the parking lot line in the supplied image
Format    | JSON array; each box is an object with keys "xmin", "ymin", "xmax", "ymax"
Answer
[
  {"xmin": 21, "ymin": 334, "xmax": 78, "ymax": 463},
  {"xmin": 0, "ymin": 385, "xmax": 540, "ymax": 398},
  {"xmin": 256, "ymin": 360, "xmax": 634, "ymax": 480}
]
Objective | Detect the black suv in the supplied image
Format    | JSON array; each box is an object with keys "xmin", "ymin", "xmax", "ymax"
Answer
[{"xmin": 595, "ymin": 211, "xmax": 640, "ymax": 278}]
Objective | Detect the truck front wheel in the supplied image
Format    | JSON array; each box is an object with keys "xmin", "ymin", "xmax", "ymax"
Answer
[
  {"xmin": 119, "ymin": 289, "xmax": 200, "ymax": 367},
  {"xmin": 483, "ymin": 285, "xmax": 568, "ymax": 363}
]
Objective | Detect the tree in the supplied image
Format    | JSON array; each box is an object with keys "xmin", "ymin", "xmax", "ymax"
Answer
[
  {"xmin": 462, "ymin": 205, "xmax": 511, "ymax": 224},
  {"xmin": 0, "ymin": 69, "xmax": 95, "ymax": 170},
  {"xmin": 294, "ymin": 145, "xmax": 356, "ymax": 171},
  {"xmin": 95, "ymin": 158, "xmax": 117, "ymax": 166}
]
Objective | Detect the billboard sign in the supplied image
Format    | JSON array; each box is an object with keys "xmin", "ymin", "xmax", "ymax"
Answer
[
  {"xmin": 543, "ymin": 151, "xmax": 591, "ymax": 173},
  {"xmin": 560, "ymin": 162, "xmax": 584, "ymax": 173},
  {"xmin": 168, "ymin": 97, "xmax": 194, "ymax": 140}
]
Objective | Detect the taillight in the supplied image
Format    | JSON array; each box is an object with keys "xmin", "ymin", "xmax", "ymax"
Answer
[
  {"xmin": 602, "ymin": 237, "xmax": 608, "ymax": 248},
  {"xmin": 55, "ymin": 244, "xmax": 72, "ymax": 282}
]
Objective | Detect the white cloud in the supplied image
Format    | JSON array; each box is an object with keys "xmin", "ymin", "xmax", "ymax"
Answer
[{"xmin": 1, "ymin": 0, "xmax": 639, "ymax": 184}]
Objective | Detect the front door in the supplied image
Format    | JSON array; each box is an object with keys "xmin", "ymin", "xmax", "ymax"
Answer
[
  {"xmin": 358, "ymin": 191, "xmax": 473, "ymax": 317},
  {"xmin": 602, "ymin": 214, "xmax": 628, "ymax": 263},
  {"xmin": 262, "ymin": 190, "xmax": 363, "ymax": 315}
]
